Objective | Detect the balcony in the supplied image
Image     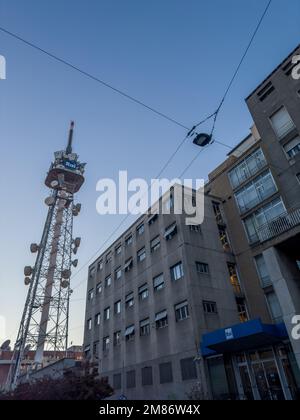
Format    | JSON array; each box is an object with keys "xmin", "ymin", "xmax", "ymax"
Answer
[{"xmin": 258, "ymin": 208, "xmax": 300, "ymax": 243}]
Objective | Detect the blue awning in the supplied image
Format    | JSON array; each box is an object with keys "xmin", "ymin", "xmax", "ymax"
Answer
[{"xmin": 201, "ymin": 318, "xmax": 288, "ymax": 357}]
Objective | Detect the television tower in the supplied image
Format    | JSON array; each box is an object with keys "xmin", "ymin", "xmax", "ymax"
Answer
[{"xmin": 6, "ymin": 122, "xmax": 86, "ymax": 389}]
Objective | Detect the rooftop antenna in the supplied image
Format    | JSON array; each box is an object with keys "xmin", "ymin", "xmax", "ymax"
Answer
[{"xmin": 66, "ymin": 121, "xmax": 75, "ymax": 155}]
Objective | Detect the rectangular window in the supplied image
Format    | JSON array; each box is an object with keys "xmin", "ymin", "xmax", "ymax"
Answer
[
  {"xmin": 125, "ymin": 234, "xmax": 133, "ymax": 246},
  {"xmin": 137, "ymin": 247, "xmax": 146, "ymax": 262},
  {"xmin": 235, "ymin": 170, "xmax": 277, "ymax": 214},
  {"xmin": 266, "ymin": 291, "xmax": 283, "ymax": 322},
  {"xmin": 113, "ymin": 373, "xmax": 122, "ymax": 390},
  {"xmin": 114, "ymin": 331, "xmax": 121, "ymax": 346},
  {"xmin": 106, "ymin": 252, "xmax": 112, "ymax": 264},
  {"xmin": 125, "ymin": 292, "xmax": 134, "ymax": 309},
  {"xmin": 196, "ymin": 261, "xmax": 210, "ymax": 274},
  {"xmin": 104, "ymin": 307, "xmax": 110, "ymax": 321},
  {"xmin": 270, "ymin": 107, "xmax": 295, "ymax": 139},
  {"xmin": 218, "ymin": 225, "xmax": 230, "ymax": 251},
  {"xmin": 180, "ymin": 358, "xmax": 197, "ymax": 381},
  {"xmin": 164, "ymin": 222, "xmax": 177, "ymax": 241},
  {"xmin": 105, "ymin": 275, "xmax": 112, "ymax": 288},
  {"xmin": 189, "ymin": 224, "xmax": 201, "ymax": 233},
  {"xmin": 243, "ymin": 197, "xmax": 286, "ymax": 243},
  {"xmin": 159, "ymin": 362, "xmax": 173, "ymax": 384},
  {"xmin": 96, "ymin": 282, "xmax": 102, "ymax": 295},
  {"xmin": 126, "ymin": 370, "xmax": 136, "ymax": 388},
  {"xmin": 155, "ymin": 310, "xmax": 168, "ymax": 329},
  {"xmin": 93, "ymin": 341, "xmax": 99, "ymax": 357},
  {"xmin": 175, "ymin": 301, "xmax": 189, "ymax": 321},
  {"xmin": 140, "ymin": 318, "xmax": 150, "ymax": 336},
  {"xmin": 115, "ymin": 244, "xmax": 122, "ymax": 255},
  {"xmin": 114, "ymin": 300, "xmax": 121, "ymax": 315},
  {"xmin": 87, "ymin": 318, "xmax": 92, "ymax": 330},
  {"xmin": 283, "ymin": 136, "xmax": 300, "ymax": 159},
  {"xmin": 89, "ymin": 266, "xmax": 96, "ymax": 278},
  {"xmin": 236, "ymin": 297, "xmax": 248, "ymax": 323},
  {"xmin": 227, "ymin": 262, "xmax": 242, "ymax": 295},
  {"xmin": 124, "ymin": 257, "xmax": 133, "ymax": 272},
  {"xmin": 97, "ymin": 260, "xmax": 103, "ymax": 271},
  {"xmin": 138, "ymin": 283, "xmax": 149, "ymax": 300},
  {"xmin": 170, "ymin": 262, "xmax": 184, "ymax": 281},
  {"xmin": 136, "ymin": 223, "xmax": 145, "ymax": 236},
  {"xmin": 125, "ymin": 325, "xmax": 135, "ymax": 341},
  {"xmin": 254, "ymin": 254, "xmax": 271, "ymax": 288},
  {"xmin": 203, "ymin": 301, "xmax": 218, "ymax": 314},
  {"xmin": 115, "ymin": 267, "xmax": 122, "ymax": 280},
  {"xmin": 228, "ymin": 148, "xmax": 267, "ymax": 189},
  {"xmin": 103, "ymin": 336, "xmax": 110, "ymax": 351},
  {"xmin": 148, "ymin": 213, "xmax": 158, "ymax": 225},
  {"xmin": 150, "ymin": 236, "xmax": 160, "ymax": 253},
  {"xmin": 88, "ymin": 289, "xmax": 94, "ymax": 301},
  {"xmin": 153, "ymin": 273, "xmax": 164, "ymax": 291},
  {"xmin": 95, "ymin": 313, "xmax": 101, "ymax": 326},
  {"xmin": 141, "ymin": 366, "xmax": 153, "ymax": 386}
]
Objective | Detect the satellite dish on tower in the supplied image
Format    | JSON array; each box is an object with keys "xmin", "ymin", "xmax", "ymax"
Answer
[{"xmin": 1, "ymin": 340, "xmax": 11, "ymax": 350}]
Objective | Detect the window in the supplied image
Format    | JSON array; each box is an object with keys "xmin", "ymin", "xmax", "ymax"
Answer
[
  {"xmin": 103, "ymin": 336, "xmax": 110, "ymax": 351},
  {"xmin": 136, "ymin": 223, "xmax": 145, "ymax": 236},
  {"xmin": 105, "ymin": 275, "xmax": 112, "ymax": 288},
  {"xmin": 140, "ymin": 318, "xmax": 150, "ymax": 336},
  {"xmin": 218, "ymin": 225, "xmax": 230, "ymax": 251},
  {"xmin": 104, "ymin": 307, "xmax": 110, "ymax": 321},
  {"xmin": 235, "ymin": 170, "xmax": 277, "ymax": 214},
  {"xmin": 189, "ymin": 224, "xmax": 201, "ymax": 233},
  {"xmin": 125, "ymin": 234, "xmax": 133, "ymax": 246},
  {"xmin": 88, "ymin": 289, "xmax": 94, "ymax": 301},
  {"xmin": 93, "ymin": 341, "xmax": 99, "ymax": 357},
  {"xmin": 113, "ymin": 373, "xmax": 122, "ymax": 390},
  {"xmin": 125, "ymin": 292, "xmax": 134, "ymax": 309},
  {"xmin": 159, "ymin": 362, "xmax": 173, "ymax": 384},
  {"xmin": 89, "ymin": 266, "xmax": 96, "ymax": 278},
  {"xmin": 254, "ymin": 254, "xmax": 271, "ymax": 288},
  {"xmin": 141, "ymin": 366, "xmax": 153, "ymax": 386},
  {"xmin": 96, "ymin": 282, "xmax": 102, "ymax": 295},
  {"xmin": 266, "ymin": 291, "xmax": 283, "ymax": 322},
  {"xmin": 180, "ymin": 358, "xmax": 197, "ymax": 381},
  {"xmin": 153, "ymin": 273, "xmax": 164, "ymax": 291},
  {"xmin": 124, "ymin": 257, "xmax": 133, "ymax": 272},
  {"xmin": 283, "ymin": 136, "xmax": 300, "ymax": 159},
  {"xmin": 126, "ymin": 370, "xmax": 136, "ymax": 388},
  {"xmin": 115, "ymin": 267, "xmax": 122, "ymax": 280},
  {"xmin": 236, "ymin": 297, "xmax": 248, "ymax": 323},
  {"xmin": 125, "ymin": 325, "xmax": 135, "ymax": 341},
  {"xmin": 203, "ymin": 301, "xmax": 217, "ymax": 314},
  {"xmin": 243, "ymin": 197, "xmax": 286, "ymax": 243},
  {"xmin": 87, "ymin": 318, "xmax": 92, "ymax": 330},
  {"xmin": 212, "ymin": 201, "xmax": 224, "ymax": 224},
  {"xmin": 227, "ymin": 262, "xmax": 242, "ymax": 295},
  {"xmin": 228, "ymin": 148, "xmax": 267, "ymax": 189},
  {"xmin": 97, "ymin": 260, "xmax": 103, "ymax": 271},
  {"xmin": 115, "ymin": 244, "xmax": 122, "ymax": 255},
  {"xmin": 155, "ymin": 310, "xmax": 168, "ymax": 329},
  {"xmin": 150, "ymin": 236, "xmax": 160, "ymax": 253},
  {"xmin": 164, "ymin": 222, "xmax": 177, "ymax": 241},
  {"xmin": 148, "ymin": 213, "xmax": 158, "ymax": 225},
  {"xmin": 138, "ymin": 283, "xmax": 149, "ymax": 301},
  {"xmin": 196, "ymin": 261, "xmax": 209, "ymax": 274},
  {"xmin": 257, "ymin": 81, "xmax": 275, "ymax": 101},
  {"xmin": 270, "ymin": 107, "xmax": 295, "ymax": 139},
  {"xmin": 297, "ymin": 174, "xmax": 300, "ymax": 185},
  {"xmin": 175, "ymin": 301, "xmax": 189, "ymax": 321},
  {"xmin": 114, "ymin": 331, "xmax": 121, "ymax": 346},
  {"xmin": 95, "ymin": 313, "xmax": 101, "ymax": 326},
  {"xmin": 170, "ymin": 262, "xmax": 184, "ymax": 281},
  {"xmin": 114, "ymin": 300, "xmax": 121, "ymax": 315},
  {"xmin": 137, "ymin": 247, "xmax": 146, "ymax": 262},
  {"xmin": 106, "ymin": 252, "xmax": 112, "ymax": 264}
]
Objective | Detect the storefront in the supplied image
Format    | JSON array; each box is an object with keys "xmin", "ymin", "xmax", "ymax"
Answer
[{"xmin": 201, "ymin": 319, "xmax": 300, "ymax": 400}]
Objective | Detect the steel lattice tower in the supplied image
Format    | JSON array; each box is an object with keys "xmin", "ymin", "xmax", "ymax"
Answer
[{"xmin": 6, "ymin": 122, "xmax": 86, "ymax": 389}]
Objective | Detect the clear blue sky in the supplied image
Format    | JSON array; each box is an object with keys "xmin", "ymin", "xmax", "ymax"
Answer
[{"xmin": 0, "ymin": 0, "xmax": 299, "ymax": 346}]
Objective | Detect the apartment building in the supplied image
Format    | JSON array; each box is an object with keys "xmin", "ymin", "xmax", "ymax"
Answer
[
  {"xmin": 83, "ymin": 187, "xmax": 246, "ymax": 400},
  {"xmin": 206, "ymin": 44, "xmax": 300, "ymax": 400}
]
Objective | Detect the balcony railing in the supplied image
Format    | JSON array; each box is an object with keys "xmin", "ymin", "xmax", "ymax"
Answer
[{"xmin": 258, "ymin": 208, "xmax": 300, "ymax": 243}]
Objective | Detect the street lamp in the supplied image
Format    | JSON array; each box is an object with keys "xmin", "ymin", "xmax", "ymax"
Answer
[{"xmin": 193, "ymin": 132, "xmax": 212, "ymax": 147}]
